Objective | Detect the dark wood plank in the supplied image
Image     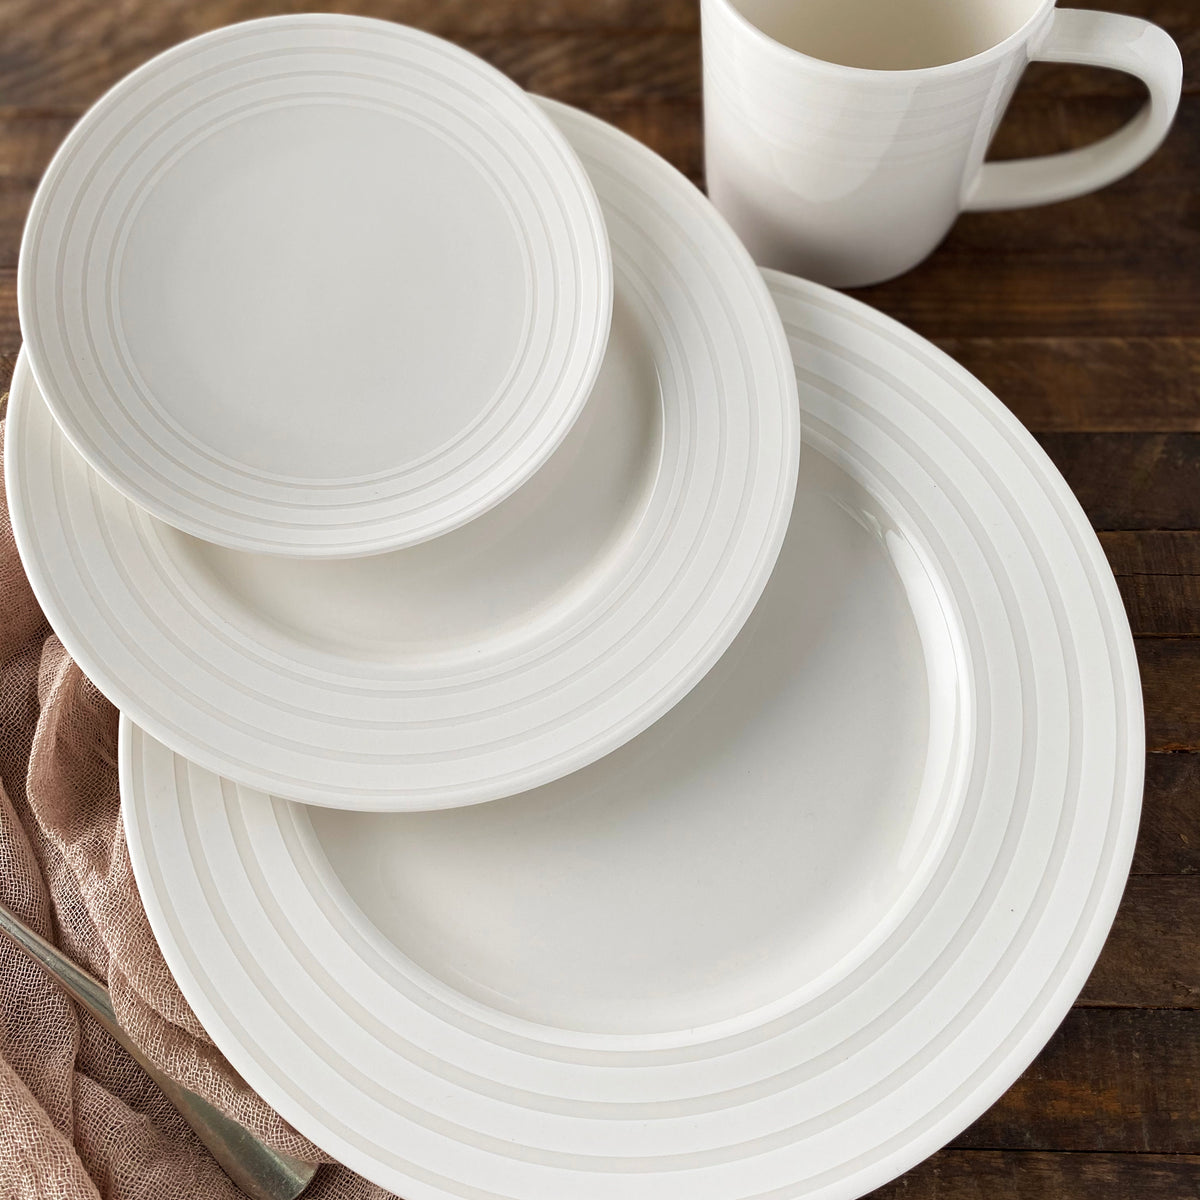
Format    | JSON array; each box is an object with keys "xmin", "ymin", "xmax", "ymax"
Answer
[
  {"xmin": 1120, "ymin": 571, "xmax": 1200, "ymax": 637},
  {"xmin": 1135, "ymin": 754, "xmax": 1200, "ymax": 876},
  {"xmin": 1103, "ymin": 533, "xmax": 1200, "ymax": 636},
  {"xmin": 0, "ymin": 187, "xmax": 31, "ymax": 270},
  {"xmin": 1079, "ymin": 877, "xmax": 1200, "ymax": 1008},
  {"xmin": 952, "ymin": 1009, "xmax": 1200, "ymax": 1153},
  {"xmin": 472, "ymin": 31, "xmax": 699, "ymax": 103},
  {"xmin": 0, "ymin": 111, "xmax": 75, "ymax": 177},
  {"xmin": 0, "ymin": 0, "xmax": 703, "ymax": 47},
  {"xmin": 1141, "ymin": 641, "xmax": 1200, "ymax": 753},
  {"xmin": 1036, "ymin": 436, "xmax": 1200, "ymax": 530},
  {"xmin": 0, "ymin": 0, "xmax": 702, "ymax": 111},
  {"xmin": 862, "ymin": 256, "xmax": 1199, "ymax": 340},
  {"xmin": 0, "ymin": 272, "xmax": 18, "ymax": 353},
  {"xmin": 1105, "ymin": 532, "xmax": 1200, "ymax": 577},
  {"xmin": 868, "ymin": 1150, "xmax": 1200, "ymax": 1200},
  {"xmin": 0, "ymin": 21, "xmax": 700, "ymax": 109},
  {"xmin": 935, "ymin": 339, "xmax": 1200, "ymax": 435}
]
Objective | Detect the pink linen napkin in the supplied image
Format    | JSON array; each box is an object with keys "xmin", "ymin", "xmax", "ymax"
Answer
[{"xmin": 0, "ymin": 413, "xmax": 395, "ymax": 1199}]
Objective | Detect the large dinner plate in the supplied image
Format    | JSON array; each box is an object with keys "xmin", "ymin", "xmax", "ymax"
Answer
[
  {"xmin": 18, "ymin": 16, "xmax": 613, "ymax": 557},
  {"xmin": 7, "ymin": 100, "xmax": 799, "ymax": 810},
  {"xmin": 120, "ymin": 271, "xmax": 1142, "ymax": 1199}
]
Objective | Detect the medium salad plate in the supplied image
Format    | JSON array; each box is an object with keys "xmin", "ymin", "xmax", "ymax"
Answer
[
  {"xmin": 120, "ymin": 271, "xmax": 1142, "ymax": 1198},
  {"xmin": 19, "ymin": 15, "xmax": 612, "ymax": 556},
  {"xmin": 7, "ymin": 101, "xmax": 800, "ymax": 810}
]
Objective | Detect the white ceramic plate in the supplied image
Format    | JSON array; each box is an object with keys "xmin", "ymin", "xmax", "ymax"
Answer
[
  {"xmin": 120, "ymin": 270, "xmax": 1142, "ymax": 1199},
  {"xmin": 6, "ymin": 100, "xmax": 800, "ymax": 810},
  {"xmin": 18, "ymin": 16, "xmax": 612, "ymax": 557}
]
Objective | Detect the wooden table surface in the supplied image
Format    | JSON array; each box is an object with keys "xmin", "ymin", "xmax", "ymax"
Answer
[{"xmin": 1, "ymin": 1, "xmax": 1196, "ymax": 1197}]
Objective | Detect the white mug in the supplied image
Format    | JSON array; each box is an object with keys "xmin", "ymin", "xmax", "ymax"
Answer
[{"xmin": 702, "ymin": 0, "xmax": 1182, "ymax": 287}]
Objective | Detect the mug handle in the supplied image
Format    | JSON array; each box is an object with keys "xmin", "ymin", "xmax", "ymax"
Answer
[{"xmin": 964, "ymin": 8, "xmax": 1181, "ymax": 211}]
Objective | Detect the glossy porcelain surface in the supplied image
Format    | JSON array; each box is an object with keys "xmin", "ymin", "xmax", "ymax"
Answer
[
  {"xmin": 309, "ymin": 441, "xmax": 961, "ymax": 1036},
  {"xmin": 19, "ymin": 15, "xmax": 612, "ymax": 556},
  {"xmin": 703, "ymin": 0, "xmax": 1181, "ymax": 285},
  {"xmin": 6, "ymin": 100, "xmax": 800, "ymax": 810},
  {"xmin": 120, "ymin": 271, "xmax": 1143, "ymax": 1200}
]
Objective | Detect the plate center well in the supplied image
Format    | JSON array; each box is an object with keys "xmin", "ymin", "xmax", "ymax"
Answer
[
  {"xmin": 166, "ymin": 294, "xmax": 662, "ymax": 662},
  {"xmin": 117, "ymin": 101, "xmax": 530, "ymax": 479},
  {"xmin": 307, "ymin": 444, "xmax": 967, "ymax": 1037}
]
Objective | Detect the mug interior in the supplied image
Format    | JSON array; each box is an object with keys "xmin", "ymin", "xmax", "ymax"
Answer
[{"xmin": 729, "ymin": 0, "xmax": 1046, "ymax": 70}]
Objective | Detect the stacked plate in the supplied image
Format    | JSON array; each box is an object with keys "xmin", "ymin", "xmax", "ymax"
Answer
[{"xmin": 6, "ymin": 14, "xmax": 1142, "ymax": 1200}]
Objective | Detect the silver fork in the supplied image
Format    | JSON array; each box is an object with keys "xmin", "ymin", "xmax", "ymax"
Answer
[{"xmin": 0, "ymin": 900, "xmax": 318, "ymax": 1200}]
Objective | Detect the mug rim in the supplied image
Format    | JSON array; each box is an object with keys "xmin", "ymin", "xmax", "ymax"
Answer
[{"xmin": 703, "ymin": 0, "xmax": 1056, "ymax": 79}]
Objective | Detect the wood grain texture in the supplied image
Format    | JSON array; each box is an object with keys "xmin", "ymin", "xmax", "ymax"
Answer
[
  {"xmin": 952, "ymin": 1010, "xmax": 1200, "ymax": 1153},
  {"xmin": 1140, "ymin": 641, "xmax": 1200, "ymax": 752},
  {"xmin": 1036, "ymin": 436, "xmax": 1200, "ymax": 530},
  {"xmin": 858, "ymin": 256, "xmax": 1200, "ymax": 339},
  {"xmin": 1104, "ymin": 533, "xmax": 1200, "ymax": 636},
  {"xmin": 936, "ymin": 339, "xmax": 1200, "ymax": 434},
  {"xmin": 1080, "ymin": 877, "xmax": 1200, "ymax": 1008},
  {"xmin": 1104, "ymin": 532, "xmax": 1200, "ymax": 578},
  {"xmin": 866, "ymin": 1151, "xmax": 1200, "ymax": 1200},
  {"xmin": 1122, "ymin": 568, "xmax": 1200, "ymax": 634},
  {"xmin": 1135, "ymin": 754, "xmax": 1200, "ymax": 875},
  {"xmin": 0, "ymin": 25, "xmax": 702, "ymax": 108}
]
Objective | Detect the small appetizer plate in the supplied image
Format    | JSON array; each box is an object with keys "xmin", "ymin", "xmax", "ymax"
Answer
[{"xmin": 19, "ymin": 15, "xmax": 612, "ymax": 556}]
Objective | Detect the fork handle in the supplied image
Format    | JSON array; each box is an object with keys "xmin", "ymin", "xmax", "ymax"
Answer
[{"xmin": 0, "ymin": 901, "xmax": 318, "ymax": 1200}]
